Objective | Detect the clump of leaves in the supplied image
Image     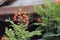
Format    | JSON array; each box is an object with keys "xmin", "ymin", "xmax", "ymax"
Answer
[
  {"xmin": 5, "ymin": 19, "xmax": 42, "ymax": 40},
  {"xmin": 34, "ymin": 0, "xmax": 60, "ymax": 40}
]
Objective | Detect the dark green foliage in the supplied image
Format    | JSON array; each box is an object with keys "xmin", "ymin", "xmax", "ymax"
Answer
[{"xmin": 33, "ymin": 0, "xmax": 60, "ymax": 40}]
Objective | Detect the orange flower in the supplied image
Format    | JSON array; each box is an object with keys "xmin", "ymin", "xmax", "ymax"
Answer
[
  {"xmin": 13, "ymin": 9, "xmax": 29, "ymax": 25},
  {"xmin": 13, "ymin": 16, "xmax": 16, "ymax": 19},
  {"xmin": 23, "ymin": 15, "xmax": 28, "ymax": 20},
  {"xmin": 13, "ymin": 16, "xmax": 16, "ymax": 21},
  {"xmin": 22, "ymin": 11, "xmax": 28, "ymax": 15},
  {"xmin": 17, "ymin": 22, "xmax": 20, "ymax": 25},
  {"xmin": 18, "ymin": 16, "xmax": 21, "ymax": 19},
  {"xmin": 17, "ymin": 12, "xmax": 21, "ymax": 15},
  {"xmin": 36, "ymin": 18, "xmax": 42, "ymax": 23},
  {"xmin": 13, "ymin": 18, "xmax": 16, "ymax": 21},
  {"xmin": 23, "ymin": 15, "xmax": 28, "ymax": 18},
  {"xmin": 18, "ymin": 19, "xmax": 20, "ymax": 21},
  {"xmin": 14, "ymin": 11, "xmax": 18, "ymax": 16},
  {"xmin": 22, "ymin": 18, "xmax": 26, "ymax": 23},
  {"xmin": 56, "ymin": 0, "xmax": 60, "ymax": 4}
]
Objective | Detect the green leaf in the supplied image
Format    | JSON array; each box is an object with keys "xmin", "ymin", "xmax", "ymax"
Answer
[
  {"xmin": 34, "ymin": 5, "xmax": 44, "ymax": 16},
  {"xmin": 43, "ymin": 32, "xmax": 56, "ymax": 38},
  {"xmin": 5, "ymin": 28, "xmax": 15, "ymax": 37},
  {"xmin": 28, "ymin": 31, "xmax": 42, "ymax": 37},
  {"xmin": 57, "ymin": 26, "xmax": 60, "ymax": 34},
  {"xmin": 53, "ymin": 17, "xmax": 60, "ymax": 22}
]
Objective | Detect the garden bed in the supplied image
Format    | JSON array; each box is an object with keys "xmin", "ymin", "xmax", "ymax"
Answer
[{"xmin": 0, "ymin": 0, "xmax": 60, "ymax": 40}]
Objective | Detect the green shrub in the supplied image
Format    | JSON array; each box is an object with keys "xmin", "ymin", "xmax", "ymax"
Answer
[{"xmin": 34, "ymin": 0, "xmax": 60, "ymax": 40}]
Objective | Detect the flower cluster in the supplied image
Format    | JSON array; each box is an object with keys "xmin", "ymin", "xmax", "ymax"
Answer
[
  {"xmin": 13, "ymin": 9, "xmax": 29, "ymax": 25},
  {"xmin": 56, "ymin": 0, "xmax": 60, "ymax": 4}
]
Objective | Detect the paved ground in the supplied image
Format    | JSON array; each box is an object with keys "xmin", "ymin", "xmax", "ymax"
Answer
[
  {"xmin": 8, "ymin": 0, "xmax": 43, "ymax": 7},
  {"xmin": 8, "ymin": 0, "xmax": 55, "ymax": 7},
  {"xmin": 0, "ymin": 0, "xmax": 55, "ymax": 7}
]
